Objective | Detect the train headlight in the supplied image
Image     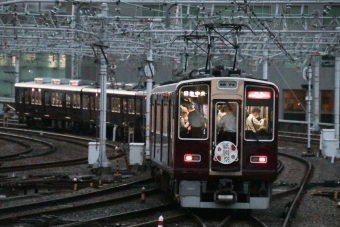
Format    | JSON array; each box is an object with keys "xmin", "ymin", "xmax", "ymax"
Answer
[
  {"xmin": 184, "ymin": 154, "xmax": 201, "ymax": 162},
  {"xmin": 250, "ymin": 156, "xmax": 267, "ymax": 163}
]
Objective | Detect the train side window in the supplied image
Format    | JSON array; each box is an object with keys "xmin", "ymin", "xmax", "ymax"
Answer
[
  {"xmin": 136, "ymin": 99, "xmax": 141, "ymax": 115},
  {"xmin": 45, "ymin": 92, "xmax": 50, "ymax": 106},
  {"xmin": 17, "ymin": 90, "xmax": 23, "ymax": 104},
  {"xmin": 25, "ymin": 90, "xmax": 30, "ymax": 104},
  {"xmin": 95, "ymin": 95, "xmax": 100, "ymax": 110},
  {"xmin": 128, "ymin": 99, "xmax": 135, "ymax": 114},
  {"xmin": 90, "ymin": 96, "xmax": 95, "ymax": 110},
  {"xmin": 57, "ymin": 93, "xmax": 63, "ymax": 107},
  {"xmin": 83, "ymin": 95, "xmax": 89, "ymax": 110},
  {"xmin": 73, "ymin": 94, "xmax": 80, "ymax": 109},
  {"xmin": 123, "ymin": 99, "xmax": 128, "ymax": 114},
  {"xmin": 66, "ymin": 94, "xmax": 71, "ymax": 108},
  {"xmin": 52, "ymin": 93, "xmax": 57, "ymax": 106},
  {"xmin": 111, "ymin": 98, "xmax": 120, "ymax": 112},
  {"xmin": 31, "ymin": 88, "xmax": 41, "ymax": 105}
]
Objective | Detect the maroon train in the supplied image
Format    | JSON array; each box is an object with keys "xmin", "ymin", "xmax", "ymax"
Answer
[{"xmin": 150, "ymin": 74, "xmax": 278, "ymax": 209}]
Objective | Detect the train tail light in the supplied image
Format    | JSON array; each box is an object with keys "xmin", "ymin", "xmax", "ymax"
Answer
[
  {"xmin": 184, "ymin": 154, "xmax": 201, "ymax": 162},
  {"xmin": 250, "ymin": 156, "xmax": 267, "ymax": 163}
]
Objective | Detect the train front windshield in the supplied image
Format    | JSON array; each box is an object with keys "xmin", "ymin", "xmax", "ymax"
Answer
[
  {"xmin": 244, "ymin": 85, "xmax": 275, "ymax": 141},
  {"xmin": 179, "ymin": 84, "xmax": 209, "ymax": 139}
]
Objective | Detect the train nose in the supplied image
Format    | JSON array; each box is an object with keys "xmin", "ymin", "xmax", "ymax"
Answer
[{"xmin": 214, "ymin": 178, "xmax": 237, "ymax": 203}]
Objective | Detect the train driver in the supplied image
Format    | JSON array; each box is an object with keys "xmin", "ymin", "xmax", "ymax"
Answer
[
  {"xmin": 217, "ymin": 104, "xmax": 236, "ymax": 144},
  {"xmin": 188, "ymin": 103, "xmax": 205, "ymax": 138},
  {"xmin": 245, "ymin": 107, "xmax": 267, "ymax": 133}
]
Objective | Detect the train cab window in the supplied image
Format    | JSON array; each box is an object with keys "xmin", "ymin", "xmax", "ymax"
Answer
[
  {"xmin": 66, "ymin": 94, "xmax": 71, "ymax": 108},
  {"xmin": 215, "ymin": 102, "xmax": 238, "ymax": 145},
  {"xmin": 179, "ymin": 84, "xmax": 209, "ymax": 139},
  {"xmin": 244, "ymin": 86, "xmax": 275, "ymax": 141},
  {"xmin": 128, "ymin": 99, "xmax": 135, "ymax": 114},
  {"xmin": 31, "ymin": 88, "xmax": 42, "ymax": 105},
  {"xmin": 73, "ymin": 94, "xmax": 80, "ymax": 109},
  {"xmin": 111, "ymin": 98, "xmax": 120, "ymax": 112}
]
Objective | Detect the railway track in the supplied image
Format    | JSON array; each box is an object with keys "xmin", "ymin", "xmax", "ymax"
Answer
[
  {"xmin": 0, "ymin": 178, "xmax": 160, "ymax": 225},
  {"xmin": 0, "ymin": 124, "xmax": 327, "ymax": 227}
]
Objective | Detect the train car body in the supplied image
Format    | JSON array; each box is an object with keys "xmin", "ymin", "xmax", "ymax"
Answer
[
  {"xmin": 150, "ymin": 76, "xmax": 279, "ymax": 209},
  {"xmin": 15, "ymin": 78, "xmax": 146, "ymax": 143}
]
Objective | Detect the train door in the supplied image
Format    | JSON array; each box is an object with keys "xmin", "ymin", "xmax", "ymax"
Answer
[{"xmin": 211, "ymin": 100, "xmax": 241, "ymax": 172}]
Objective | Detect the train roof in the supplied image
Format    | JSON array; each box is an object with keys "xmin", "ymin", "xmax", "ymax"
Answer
[
  {"xmin": 15, "ymin": 78, "xmax": 147, "ymax": 96},
  {"xmin": 14, "ymin": 81, "xmax": 90, "ymax": 91},
  {"xmin": 82, "ymin": 87, "xmax": 146, "ymax": 96},
  {"xmin": 152, "ymin": 76, "xmax": 278, "ymax": 93}
]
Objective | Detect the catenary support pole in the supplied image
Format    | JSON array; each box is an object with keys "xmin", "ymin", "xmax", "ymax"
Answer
[
  {"xmin": 334, "ymin": 52, "xmax": 340, "ymax": 152},
  {"xmin": 307, "ymin": 64, "xmax": 312, "ymax": 154},
  {"xmin": 312, "ymin": 55, "xmax": 320, "ymax": 131}
]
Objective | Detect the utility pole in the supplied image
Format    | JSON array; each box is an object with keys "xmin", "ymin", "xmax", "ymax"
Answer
[
  {"xmin": 302, "ymin": 64, "xmax": 315, "ymax": 157},
  {"xmin": 91, "ymin": 3, "xmax": 111, "ymax": 172}
]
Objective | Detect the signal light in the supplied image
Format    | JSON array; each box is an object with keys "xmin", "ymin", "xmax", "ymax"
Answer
[
  {"xmin": 184, "ymin": 154, "xmax": 201, "ymax": 162},
  {"xmin": 250, "ymin": 156, "xmax": 267, "ymax": 163}
]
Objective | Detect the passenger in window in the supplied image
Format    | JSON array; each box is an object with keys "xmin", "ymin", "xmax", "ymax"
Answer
[
  {"xmin": 180, "ymin": 105, "xmax": 189, "ymax": 137},
  {"xmin": 245, "ymin": 107, "xmax": 267, "ymax": 133},
  {"xmin": 188, "ymin": 103, "xmax": 204, "ymax": 138},
  {"xmin": 217, "ymin": 105, "xmax": 236, "ymax": 144},
  {"xmin": 216, "ymin": 105, "xmax": 226, "ymax": 123}
]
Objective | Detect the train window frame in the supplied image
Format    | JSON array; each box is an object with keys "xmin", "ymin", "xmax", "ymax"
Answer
[
  {"xmin": 178, "ymin": 84, "xmax": 209, "ymax": 140},
  {"xmin": 244, "ymin": 85, "xmax": 275, "ymax": 142}
]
